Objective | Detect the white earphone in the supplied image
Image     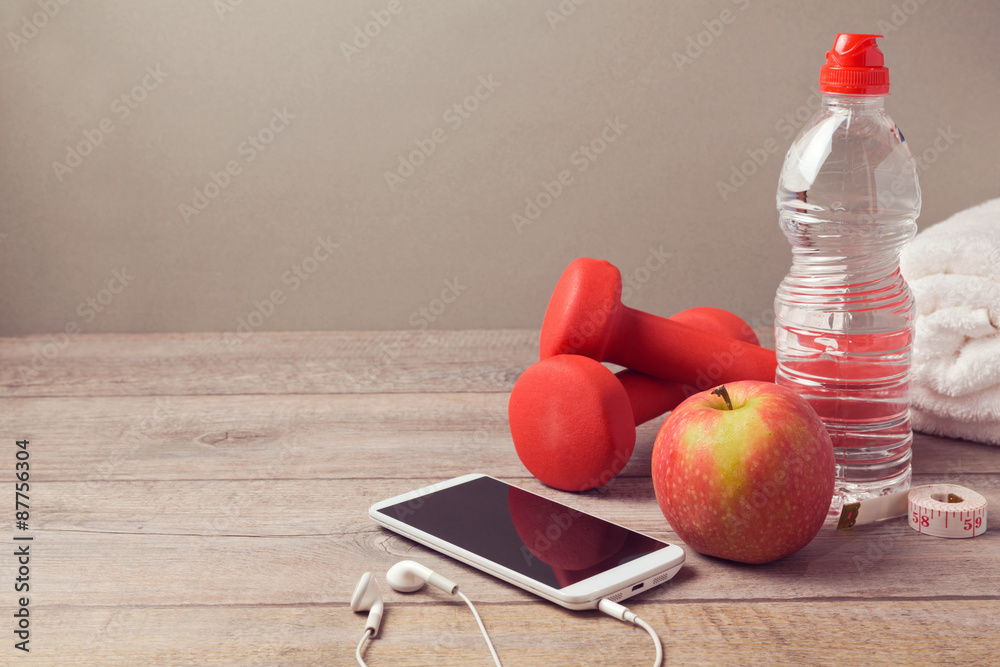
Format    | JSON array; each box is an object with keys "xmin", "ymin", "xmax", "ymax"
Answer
[
  {"xmin": 385, "ymin": 560, "xmax": 457, "ymax": 594},
  {"xmin": 351, "ymin": 560, "xmax": 501, "ymax": 666},
  {"xmin": 350, "ymin": 572, "xmax": 384, "ymax": 637},
  {"xmin": 351, "ymin": 559, "xmax": 662, "ymax": 667}
]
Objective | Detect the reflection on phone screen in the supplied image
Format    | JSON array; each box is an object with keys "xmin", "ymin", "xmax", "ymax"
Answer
[{"xmin": 375, "ymin": 476, "xmax": 668, "ymax": 589}]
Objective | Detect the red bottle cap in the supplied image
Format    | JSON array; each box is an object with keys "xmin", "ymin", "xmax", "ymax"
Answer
[{"xmin": 819, "ymin": 33, "xmax": 890, "ymax": 95}]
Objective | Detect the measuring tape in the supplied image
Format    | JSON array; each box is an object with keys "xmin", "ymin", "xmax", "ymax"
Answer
[
  {"xmin": 907, "ymin": 484, "xmax": 987, "ymax": 538},
  {"xmin": 837, "ymin": 484, "xmax": 988, "ymax": 538}
]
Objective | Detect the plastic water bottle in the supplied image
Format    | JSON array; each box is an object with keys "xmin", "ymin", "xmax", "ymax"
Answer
[{"xmin": 775, "ymin": 34, "xmax": 920, "ymax": 508}]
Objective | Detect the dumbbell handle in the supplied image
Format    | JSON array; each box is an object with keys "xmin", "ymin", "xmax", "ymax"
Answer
[
  {"xmin": 611, "ymin": 306, "xmax": 776, "ymax": 385},
  {"xmin": 618, "ymin": 370, "xmax": 690, "ymax": 426},
  {"xmin": 617, "ymin": 304, "xmax": 769, "ymax": 425}
]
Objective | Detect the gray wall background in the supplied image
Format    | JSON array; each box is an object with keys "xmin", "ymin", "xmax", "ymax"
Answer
[{"xmin": 2, "ymin": 0, "xmax": 997, "ymax": 337}]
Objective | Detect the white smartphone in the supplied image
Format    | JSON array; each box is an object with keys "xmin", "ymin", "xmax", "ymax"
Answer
[{"xmin": 369, "ymin": 473, "xmax": 685, "ymax": 610}]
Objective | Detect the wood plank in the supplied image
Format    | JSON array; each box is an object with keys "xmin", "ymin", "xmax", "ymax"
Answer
[
  {"xmin": 0, "ymin": 330, "xmax": 538, "ymax": 397},
  {"xmin": 29, "ymin": 475, "xmax": 1000, "ymax": 540},
  {"xmin": 14, "ymin": 473, "xmax": 998, "ymax": 607},
  {"xmin": 0, "ymin": 326, "xmax": 776, "ymax": 399},
  {"xmin": 911, "ymin": 430, "xmax": 1000, "ymax": 473},
  {"xmin": 12, "ymin": 600, "xmax": 999, "ymax": 665},
  {"xmin": 4, "ymin": 394, "xmax": 997, "ymax": 485},
  {"xmin": 0, "ymin": 394, "xmax": 520, "ymax": 482}
]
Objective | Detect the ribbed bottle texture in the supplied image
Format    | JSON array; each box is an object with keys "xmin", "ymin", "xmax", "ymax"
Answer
[{"xmin": 775, "ymin": 91, "xmax": 920, "ymax": 508}]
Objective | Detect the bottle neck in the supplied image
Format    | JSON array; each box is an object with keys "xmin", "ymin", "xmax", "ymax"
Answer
[{"xmin": 821, "ymin": 93, "xmax": 886, "ymax": 113}]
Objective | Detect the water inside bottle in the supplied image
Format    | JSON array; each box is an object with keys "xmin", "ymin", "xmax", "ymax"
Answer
[
  {"xmin": 775, "ymin": 245, "xmax": 915, "ymax": 506},
  {"xmin": 775, "ymin": 96, "xmax": 920, "ymax": 506}
]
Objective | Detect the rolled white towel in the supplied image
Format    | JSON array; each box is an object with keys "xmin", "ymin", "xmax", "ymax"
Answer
[{"xmin": 900, "ymin": 197, "xmax": 1000, "ymax": 445}]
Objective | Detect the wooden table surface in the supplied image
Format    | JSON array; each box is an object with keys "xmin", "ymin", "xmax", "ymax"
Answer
[{"xmin": 1, "ymin": 330, "xmax": 998, "ymax": 665}]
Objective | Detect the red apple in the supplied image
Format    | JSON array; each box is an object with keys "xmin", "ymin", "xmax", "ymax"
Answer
[{"xmin": 651, "ymin": 381, "xmax": 834, "ymax": 564}]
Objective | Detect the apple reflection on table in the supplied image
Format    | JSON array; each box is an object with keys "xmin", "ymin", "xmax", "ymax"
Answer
[{"xmin": 507, "ymin": 486, "xmax": 662, "ymax": 588}]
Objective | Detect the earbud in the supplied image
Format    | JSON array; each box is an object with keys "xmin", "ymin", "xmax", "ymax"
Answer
[
  {"xmin": 353, "ymin": 562, "xmax": 501, "ymax": 666},
  {"xmin": 386, "ymin": 560, "xmax": 458, "ymax": 595},
  {"xmin": 350, "ymin": 572, "xmax": 384, "ymax": 637}
]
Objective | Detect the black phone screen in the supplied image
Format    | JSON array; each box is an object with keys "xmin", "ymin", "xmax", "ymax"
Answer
[{"xmin": 372, "ymin": 476, "xmax": 669, "ymax": 590}]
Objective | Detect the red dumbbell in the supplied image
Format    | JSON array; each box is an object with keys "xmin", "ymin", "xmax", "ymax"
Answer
[
  {"xmin": 509, "ymin": 307, "xmax": 761, "ymax": 492},
  {"xmin": 540, "ymin": 258, "xmax": 776, "ymax": 385}
]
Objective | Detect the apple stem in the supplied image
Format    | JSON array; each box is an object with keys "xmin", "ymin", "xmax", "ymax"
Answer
[{"xmin": 711, "ymin": 385, "xmax": 734, "ymax": 410}]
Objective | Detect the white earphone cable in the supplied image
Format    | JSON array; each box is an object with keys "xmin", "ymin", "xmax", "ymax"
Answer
[
  {"xmin": 598, "ymin": 598, "xmax": 663, "ymax": 667},
  {"xmin": 457, "ymin": 590, "xmax": 502, "ymax": 667},
  {"xmin": 633, "ymin": 616, "xmax": 663, "ymax": 667},
  {"xmin": 356, "ymin": 627, "xmax": 374, "ymax": 666}
]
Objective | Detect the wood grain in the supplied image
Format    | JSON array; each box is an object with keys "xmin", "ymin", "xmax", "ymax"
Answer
[
  {"xmin": 21, "ymin": 600, "xmax": 1000, "ymax": 666},
  {"xmin": 0, "ymin": 330, "xmax": 997, "ymax": 664},
  {"xmin": 14, "ymin": 474, "xmax": 999, "ymax": 609},
  {"xmin": 3, "ymin": 395, "xmax": 995, "ymax": 485},
  {"xmin": 0, "ymin": 330, "xmax": 537, "ymax": 398}
]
